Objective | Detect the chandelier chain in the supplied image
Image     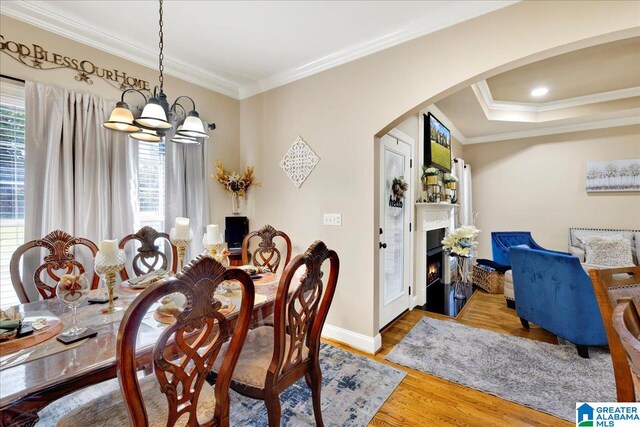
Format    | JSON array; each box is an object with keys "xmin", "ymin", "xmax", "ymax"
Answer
[{"xmin": 158, "ymin": 0, "xmax": 164, "ymax": 91}]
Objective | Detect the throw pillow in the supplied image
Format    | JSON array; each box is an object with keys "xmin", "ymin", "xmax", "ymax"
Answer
[{"xmin": 584, "ymin": 236, "xmax": 634, "ymax": 267}]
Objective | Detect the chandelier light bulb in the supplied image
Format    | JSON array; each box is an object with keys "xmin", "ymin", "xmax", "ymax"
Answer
[
  {"xmin": 177, "ymin": 111, "xmax": 209, "ymax": 139},
  {"xmin": 102, "ymin": 102, "xmax": 140, "ymax": 133},
  {"xmin": 135, "ymin": 98, "xmax": 172, "ymax": 130},
  {"xmin": 130, "ymin": 128, "xmax": 162, "ymax": 142}
]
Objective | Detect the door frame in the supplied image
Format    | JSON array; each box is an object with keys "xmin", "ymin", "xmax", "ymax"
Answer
[{"xmin": 378, "ymin": 128, "xmax": 415, "ymax": 330}]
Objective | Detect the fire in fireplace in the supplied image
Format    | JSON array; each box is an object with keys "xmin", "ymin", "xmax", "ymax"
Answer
[{"xmin": 427, "ymin": 258, "xmax": 441, "ymax": 286}]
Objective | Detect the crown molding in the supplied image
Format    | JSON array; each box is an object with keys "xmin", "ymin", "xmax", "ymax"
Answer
[
  {"xmin": 1, "ymin": 1, "xmax": 242, "ymax": 99},
  {"xmin": 239, "ymin": 1, "xmax": 518, "ymax": 99},
  {"xmin": 463, "ymin": 112, "xmax": 640, "ymax": 144},
  {"xmin": 473, "ymin": 80, "xmax": 640, "ymax": 114},
  {"xmin": 3, "ymin": 1, "xmax": 516, "ymax": 100}
]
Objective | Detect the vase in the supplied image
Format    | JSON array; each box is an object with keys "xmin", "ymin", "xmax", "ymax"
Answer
[
  {"xmin": 231, "ymin": 192, "xmax": 242, "ymax": 215},
  {"xmin": 454, "ymin": 256, "xmax": 471, "ymax": 300}
]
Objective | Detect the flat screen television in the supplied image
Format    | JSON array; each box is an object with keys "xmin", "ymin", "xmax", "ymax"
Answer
[{"xmin": 424, "ymin": 112, "xmax": 452, "ymax": 172}]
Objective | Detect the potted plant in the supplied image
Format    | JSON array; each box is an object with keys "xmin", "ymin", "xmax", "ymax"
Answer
[
  {"xmin": 422, "ymin": 166, "xmax": 441, "ymax": 202},
  {"xmin": 443, "ymin": 173, "xmax": 458, "ymax": 202}
]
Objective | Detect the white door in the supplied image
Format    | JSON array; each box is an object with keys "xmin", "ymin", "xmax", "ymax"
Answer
[{"xmin": 379, "ymin": 132, "xmax": 412, "ymax": 328}]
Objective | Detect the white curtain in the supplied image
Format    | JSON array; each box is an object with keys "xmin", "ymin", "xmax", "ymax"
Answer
[
  {"xmin": 453, "ymin": 158, "xmax": 474, "ymax": 227},
  {"xmin": 164, "ymin": 121, "xmax": 210, "ymax": 257},
  {"xmin": 24, "ymin": 82, "xmax": 138, "ymax": 298}
]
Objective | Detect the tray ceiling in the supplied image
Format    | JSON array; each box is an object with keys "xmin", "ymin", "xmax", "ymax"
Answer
[{"xmin": 433, "ymin": 36, "xmax": 640, "ymax": 144}]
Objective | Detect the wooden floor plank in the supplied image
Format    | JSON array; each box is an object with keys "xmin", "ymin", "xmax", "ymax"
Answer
[{"xmin": 323, "ymin": 291, "xmax": 571, "ymax": 427}]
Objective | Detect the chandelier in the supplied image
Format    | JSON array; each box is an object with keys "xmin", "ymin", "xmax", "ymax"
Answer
[{"xmin": 102, "ymin": 0, "xmax": 213, "ymax": 144}]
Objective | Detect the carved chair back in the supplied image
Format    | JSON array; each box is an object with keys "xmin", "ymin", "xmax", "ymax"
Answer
[
  {"xmin": 590, "ymin": 266, "xmax": 640, "ymax": 402},
  {"xmin": 241, "ymin": 225, "xmax": 292, "ymax": 273},
  {"xmin": 267, "ymin": 240, "xmax": 339, "ymax": 388},
  {"xmin": 10, "ymin": 230, "xmax": 100, "ymax": 302},
  {"xmin": 117, "ymin": 255, "xmax": 255, "ymax": 426},
  {"xmin": 613, "ymin": 299, "xmax": 640, "ymax": 399},
  {"xmin": 118, "ymin": 226, "xmax": 178, "ymax": 280}
]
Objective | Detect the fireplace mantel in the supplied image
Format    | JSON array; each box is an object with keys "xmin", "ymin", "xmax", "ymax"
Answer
[{"xmin": 415, "ymin": 203, "xmax": 458, "ymax": 232}]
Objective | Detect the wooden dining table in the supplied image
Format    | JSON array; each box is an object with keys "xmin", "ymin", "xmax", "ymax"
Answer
[{"xmin": 0, "ymin": 273, "xmax": 281, "ymax": 427}]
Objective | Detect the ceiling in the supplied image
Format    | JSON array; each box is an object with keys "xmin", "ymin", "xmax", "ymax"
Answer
[
  {"xmin": 0, "ymin": 0, "xmax": 515, "ymax": 99},
  {"xmin": 432, "ymin": 36, "xmax": 640, "ymax": 144}
]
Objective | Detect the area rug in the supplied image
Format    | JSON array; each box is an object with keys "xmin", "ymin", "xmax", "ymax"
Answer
[
  {"xmin": 37, "ymin": 343, "xmax": 405, "ymax": 426},
  {"xmin": 385, "ymin": 317, "xmax": 616, "ymax": 422}
]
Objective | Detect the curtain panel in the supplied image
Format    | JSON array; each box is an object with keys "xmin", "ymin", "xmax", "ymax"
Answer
[
  {"xmin": 164, "ymin": 121, "xmax": 210, "ymax": 256},
  {"xmin": 24, "ymin": 82, "xmax": 138, "ymax": 299},
  {"xmin": 453, "ymin": 158, "xmax": 473, "ymax": 227}
]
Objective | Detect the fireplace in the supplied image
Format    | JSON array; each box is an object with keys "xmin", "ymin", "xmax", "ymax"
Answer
[{"xmin": 424, "ymin": 228, "xmax": 445, "ymax": 312}]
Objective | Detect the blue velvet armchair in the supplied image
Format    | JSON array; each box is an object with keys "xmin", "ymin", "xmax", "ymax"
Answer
[
  {"xmin": 491, "ymin": 231, "xmax": 545, "ymax": 266},
  {"xmin": 510, "ymin": 246, "xmax": 607, "ymax": 358}
]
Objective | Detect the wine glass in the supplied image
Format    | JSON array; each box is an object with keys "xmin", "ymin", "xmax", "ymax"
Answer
[{"xmin": 56, "ymin": 273, "xmax": 90, "ymax": 337}]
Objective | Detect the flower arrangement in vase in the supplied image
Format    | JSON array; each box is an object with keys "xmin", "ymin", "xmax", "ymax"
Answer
[
  {"xmin": 442, "ymin": 225, "xmax": 480, "ymax": 299},
  {"xmin": 443, "ymin": 173, "xmax": 458, "ymax": 203},
  {"xmin": 421, "ymin": 166, "xmax": 441, "ymax": 203},
  {"xmin": 213, "ymin": 161, "xmax": 258, "ymax": 214}
]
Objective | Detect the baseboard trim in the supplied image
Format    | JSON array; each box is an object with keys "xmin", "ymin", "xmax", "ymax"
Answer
[{"xmin": 322, "ymin": 324, "xmax": 381, "ymax": 354}]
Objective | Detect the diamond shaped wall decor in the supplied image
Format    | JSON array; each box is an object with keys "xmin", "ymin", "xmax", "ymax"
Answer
[{"xmin": 280, "ymin": 136, "xmax": 320, "ymax": 188}]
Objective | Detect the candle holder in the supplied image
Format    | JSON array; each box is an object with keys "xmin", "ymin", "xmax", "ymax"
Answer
[
  {"xmin": 427, "ymin": 183, "xmax": 441, "ymax": 203},
  {"xmin": 202, "ymin": 231, "xmax": 224, "ymax": 257},
  {"xmin": 94, "ymin": 249, "xmax": 126, "ymax": 314},
  {"xmin": 445, "ymin": 181, "xmax": 457, "ymax": 203},
  {"xmin": 170, "ymin": 228, "xmax": 193, "ymax": 270}
]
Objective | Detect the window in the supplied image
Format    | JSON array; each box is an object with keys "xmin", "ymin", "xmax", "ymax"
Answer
[
  {"xmin": 0, "ymin": 81, "xmax": 25, "ymax": 308},
  {"xmin": 137, "ymin": 140, "xmax": 165, "ymax": 231}
]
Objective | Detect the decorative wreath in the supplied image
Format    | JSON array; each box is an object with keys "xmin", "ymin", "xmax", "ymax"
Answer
[{"xmin": 391, "ymin": 176, "xmax": 409, "ymax": 199}]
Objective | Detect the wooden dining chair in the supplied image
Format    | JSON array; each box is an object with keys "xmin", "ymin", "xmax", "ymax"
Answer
[
  {"xmin": 612, "ymin": 299, "xmax": 640, "ymax": 399},
  {"xmin": 57, "ymin": 255, "xmax": 255, "ymax": 427},
  {"xmin": 9, "ymin": 229, "xmax": 100, "ymax": 303},
  {"xmin": 212, "ymin": 240, "xmax": 339, "ymax": 427},
  {"xmin": 590, "ymin": 266, "xmax": 640, "ymax": 402},
  {"xmin": 241, "ymin": 224, "xmax": 292, "ymax": 273},
  {"xmin": 118, "ymin": 225, "xmax": 178, "ymax": 280}
]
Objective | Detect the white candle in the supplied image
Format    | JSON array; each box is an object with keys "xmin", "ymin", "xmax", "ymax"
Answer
[
  {"xmin": 100, "ymin": 239, "xmax": 118, "ymax": 256},
  {"xmin": 175, "ymin": 217, "xmax": 190, "ymax": 237},
  {"xmin": 100, "ymin": 239, "xmax": 119, "ymax": 264},
  {"xmin": 207, "ymin": 224, "xmax": 219, "ymax": 238}
]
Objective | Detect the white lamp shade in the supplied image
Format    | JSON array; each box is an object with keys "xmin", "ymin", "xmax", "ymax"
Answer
[
  {"xmin": 103, "ymin": 105, "xmax": 140, "ymax": 132},
  {"xmin": 171, "ymin": 134, "xmax": 200, "ymax": 144},
  {"xmin": 177, "ymin": 115, "xmax": 209, "ymax": 139},
  {"xmin": 130, "ymin": 128, "xmax": 162, "ymax": 142},
  {"xmin": 135, "ymin": 101, "xmax": 172, "ymax": 130}
]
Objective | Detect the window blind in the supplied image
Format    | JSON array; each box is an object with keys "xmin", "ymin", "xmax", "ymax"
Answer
[
  {"xmin": 0, "ymin": 82, "xmax": 25, "ymax": 308},
  {"xmin": 137, "ymin": 140, "xmax": 165, "ymax": 232}
]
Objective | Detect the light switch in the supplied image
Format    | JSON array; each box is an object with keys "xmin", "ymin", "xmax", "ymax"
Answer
[{"xmin": 323, "ymin": 213, "xmax": 342, "ymax": 226}]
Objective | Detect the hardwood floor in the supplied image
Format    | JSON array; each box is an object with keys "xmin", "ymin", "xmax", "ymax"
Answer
[{"xmin": 324, "ymin": 291, "xmax": 571, "ymax": 427}]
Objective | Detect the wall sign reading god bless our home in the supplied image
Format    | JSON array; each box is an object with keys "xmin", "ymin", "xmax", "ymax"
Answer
[{"xmin": 0, "ymin": 35, "xmax": 150, "ymax": 91}]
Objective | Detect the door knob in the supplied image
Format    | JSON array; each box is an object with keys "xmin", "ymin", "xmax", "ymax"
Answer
[{"xmin": 379, "ymin": 242, "xmax": 387, "ymax": 249}]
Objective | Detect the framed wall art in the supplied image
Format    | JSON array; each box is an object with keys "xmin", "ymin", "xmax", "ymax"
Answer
[{"xmin": 586, "ymin": 159, "xmax": 640, "ymax": 192}]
